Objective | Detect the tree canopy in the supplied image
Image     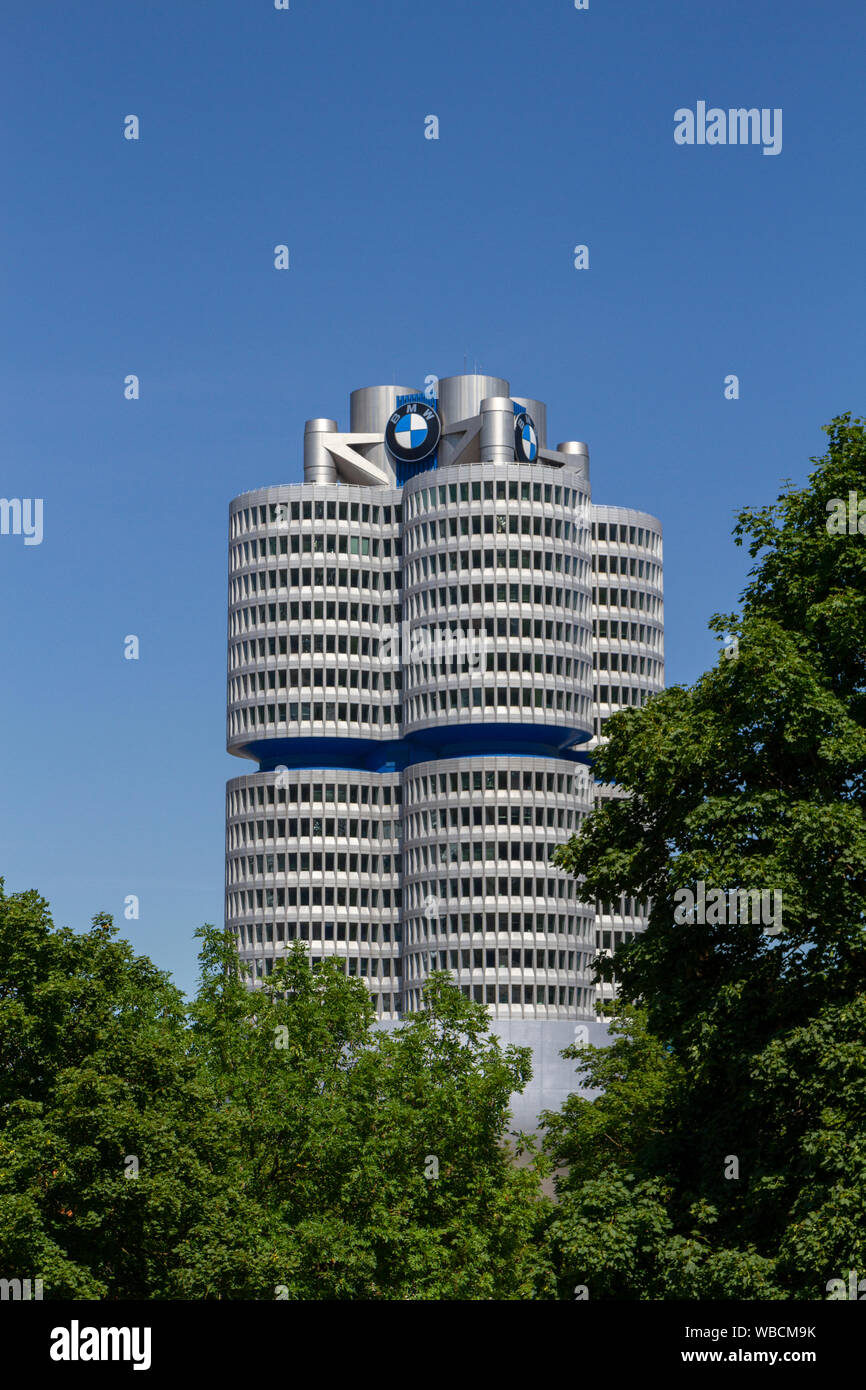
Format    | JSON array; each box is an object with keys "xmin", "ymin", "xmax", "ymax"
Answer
[
  {"xmin": 0, "ymin": 885, "xmax": 553, "ymax": 1299},
  {"xmin": 548, "ymin": 414, "xmax": 866, "ymax": 1298}
]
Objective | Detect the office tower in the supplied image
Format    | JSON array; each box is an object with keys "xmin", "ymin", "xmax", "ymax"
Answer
[
  {"xmin": 225, "ymin": 374, "xmax": 663, "ymax": 1058},
  {"xmin": 589, "ymin": 506, "xmax": 666, "ymax": 1003}
]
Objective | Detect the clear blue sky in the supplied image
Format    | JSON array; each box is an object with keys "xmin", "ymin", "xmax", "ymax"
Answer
[{"xmin": 1, "ymin": 0, "xmax": 863, "ymax": 996}]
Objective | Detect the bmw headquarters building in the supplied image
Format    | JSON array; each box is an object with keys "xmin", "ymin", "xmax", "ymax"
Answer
[{"xmin": 225, "ymin": 373, "xmax": 664, "ymax": 1123}]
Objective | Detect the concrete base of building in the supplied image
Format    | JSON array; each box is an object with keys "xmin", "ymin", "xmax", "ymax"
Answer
[
  {"xmin": 487, "ymin": 1017, "xmax": 612, "ymax": 1137},
  {"xmin": 375, "ymin": 1015, "xmax": 612, "ymax": 1138}
]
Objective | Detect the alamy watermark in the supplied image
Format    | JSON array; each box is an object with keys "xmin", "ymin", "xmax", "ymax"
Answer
[
  {"xmin": 674, "ymin": 881, "xmax": 783, "ymax": 935},
  {"xmin": 826, "ymin": 1269, "xmax": 866, "ymax": 1300},
  {"xmin": 49, "ymin": 1321, "xmax": 152, "ymax": 1370},
  {"xmin": 380, "ymin": 620, "xmax": 488, "ymax": 672},
  {"xmin": 674, "ymin": 103, "xmax": 782, "ymax": 156},
  {"xmin": 0, "ymin": 1276, "xmax": 43, "ymax": 1300},
  {"xmin": 0, "ymin": 497, "xmax": 43, "ymax": 545},
  {"xmin": 826, "ymin": 493, "xmax": 866, "ymax": 534}
]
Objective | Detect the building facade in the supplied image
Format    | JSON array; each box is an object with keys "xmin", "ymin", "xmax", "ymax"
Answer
[
  {"xmin": 225, "ymin": 374, "xmax": 663, "ymax": 1043},
  {"xmin": 589, "ymin": 505, "xmax": 665, "ymax": 1002}
]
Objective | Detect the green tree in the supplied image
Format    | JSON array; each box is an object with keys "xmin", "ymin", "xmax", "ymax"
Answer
[
  {"xmin": 541, "ymin": 1006, "xmax": 779, "ymax": 1298},
  {"xmin": 548, "ymin": 415, "xmax": 866, "ymax": 1298},
  {"xmin": 0, "ymin": 883, "xmax": 229, "ymax": 1298},
  {"xmin": 0, "ymin": 888, "xmax": 553, "ymax": 1299},
  {"xmin": 174, "ymin": 934, "xmax": 554, "ymax": 1299}
]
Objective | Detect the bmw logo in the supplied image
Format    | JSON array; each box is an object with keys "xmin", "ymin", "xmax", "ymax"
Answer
[
  {"xmin": 384, "ymin": 402, "xmax": 442, "ymax": 463},
  {"xmin": 514, "ymin": 411, "xmax": 538, "ymax": 463}
]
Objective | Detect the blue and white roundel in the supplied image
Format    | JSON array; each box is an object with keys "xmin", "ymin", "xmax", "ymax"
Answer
[
  {"xmin": 385, "ymin": 402, "xmax": 442, "ymax": 463},
  {"xmin": 514, "ymin": 411, "xmax": 538, "ymax": 463},
  {"xmin": 394, "ymin": 414, "xmax": 430, "ymax": 452}
]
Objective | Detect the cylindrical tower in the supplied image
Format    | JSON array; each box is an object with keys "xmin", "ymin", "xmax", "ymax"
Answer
[
  {"xmin": 589, "ymin": 504, "xmax": 664, "ymax": 745},
  {"xmin": 227, "ymin": 482, "xmax": 403, "ymax": 765},
  {"xmin": 588, "ymin": 503, "xmax": 665, "ymax": 1004},
  {"xmin": 226, "ymin": 767, "xmax": 404, "ymax": 1012},
  {"xmin": 400, "ymin": 461, "xmax": 593, "ymax": 752},
  {"xmin": 225, "ymin": 374, "xmax": 664, "ymax": 1034},
  {"xmin": 402, "ymin": 755, "xmax": 596, "ymax": 1019},
  {"xmin": 398, "ymin": 455, "xmax": 595, "ymax": 1018}
]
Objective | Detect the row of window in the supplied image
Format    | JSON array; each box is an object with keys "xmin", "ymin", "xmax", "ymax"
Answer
[
  {"xmin": 407, "ymin": 686, "xmax": 586, "ymax": 719},
  {"xmin": 230, "ymin": 601, "xmax": 401, "ymax": 636},
  {"xmin": 231, "ymin": 499, "xmax": 402, "ymax": 536},
  {"xmin": 404, "ymin": 875, "xmax": 578, "ymax": 905},
  {"xmin": 231, "ymin": 566, "xmax": 401, "ymax": 600},
  {"xmin": 233, "ymin": 690, "xmax": 593, "ymax": 734},
  {"xmin": 229, "ymin": 629, "xmax": 399, "ymax": 670},
  {"xmin": 592, "ymin": 553, "xmax": 661, "ymax": 584},
  {"xmin": 403, "ymin": 910, "xmax": 587, "ymax": 940},
  {"xmin": 230, "ymin": 913, "xmax": 594, "ymax": 945},
  {"xmin": 410, "ymin": 585, "xmax": 586, "ymax": 621},
  {"xmin": 594, "ymin": 618, "xmax": 663, "ymax": 646},
  {"xmin": 410, "ymin": 805, "xmax": 575, "ymax": 836},
  {"xmin": 231, "ymin": 614, "xmax": 588, "ymax": 664},
  {"xmin": 407, "ymin": 553, "xmax": 587, "ymax": 588},
  {"xmin": 235, "ymin": 921, "xmax": 402, "ymax": 947},
  {"xmin": 231, "ymin": 534, "xmax": 401, "ymax": 570},
  {"xmin": 236, "ymin": 920, "xmax": 401, "ymax": 946},
  {"xmin": 229, "ymin": 507, "xmax": 658, "ymax": 557},
  {"xmin": 407, "ymin": 802, "xmax": 576, "ymax": 832},
  {"xmin": 592, "ymin": 521, "xmax": 661, "ymax": 551},
  {"xmin": 598, "ymin": 930, "xmax": 641, "ymax": 950},
  {"xmin": 245, "ymin": 950, "xmax": 400, "ymax": 979},
  {"xmin": 595, "ymin": 653, "xmax": 663, "ymax": 677},
  {"xmin": 593, "ymin": 587, "xmax": 662, "ymax": 615},
  {"xmin": 409, "ymin": 545, "xmax": 585, "ymax": 585},
  {"xmin": 595, "ymin": 685, "xmax": 657, "ymax": 707},
  {"xmin": 405, "ymin": 948, "xmax": 581, "ymax": 977},
  {"xmin": 408, "ymin": 767, "xmax": 578, "ymax": 799},
  {"xmin": 229, "ymin": 781, "xmax": 401, "ymax": 811},
  {"xmin": 232, "ymin": 631, "xmax": 400, "ymax": 672},
  {"xmin": 229, "ymin": 819, "xmax": 400, "ymax": 846},
  {"xmin": 402, "ymin": 983, "xmax": 587, "ymax": 1010},
  {"xmin": 229, "ymin": 884, "xmax": 403, "ymax": 909},
  {"xmin": 597, "ymin": 897, "xmax": 650, "ymax": 918},
  {"xmin": 408, "ymin": 841, "xmax": 569, "ymax": 873},
  {"xmin": 409, "ymin": 652, "xmax": 586, "ymax": 680},
  {"xmin": 225, "ymin": 839, "xmax": 400, "ymax": 872},
  {"xmin": 230, "ymin": 667, "xmax": 401, "ymax": 702},
  {"xmin": 410, "ymin": 585, "xmax": 588, "ymax": 621},
  {"xmin": 406, "ymin": 513, "xmax": 583, "ymax": 547},
  {"xmin": 407, "ymin": 478, "xmax": 586, "ymax": 513},
  {"xmin": 230, "ymin": 702, "xmax": 402, "ymax": 732}
]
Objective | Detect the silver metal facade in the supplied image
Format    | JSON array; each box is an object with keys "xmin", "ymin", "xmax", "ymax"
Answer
[
  {"xmin": 225, "ymin": 375, "xmax": 664, "ymax": 1020},
  {"xmin": 590, "ymin": 504, "xmax": 666, "ymax": 1000},
  {"xmin": 402, "ymin": 755, "xmax": 596, "ymax": 1017}
]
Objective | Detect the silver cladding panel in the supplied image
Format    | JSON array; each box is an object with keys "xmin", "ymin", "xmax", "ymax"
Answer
[
  {"xmin": 479, "ymin": 396, "xmax": 516, "ymax": 463},
  {"xmin": 438, "ymin": 373, "xmax": 510, "ymax": 426},
  {"xmin": 437, "ymin": 374, "xmax": 511, "ymax": 467},
  {"xmin": 303, "ymin": 419, "xmax": 338, "ymax": 484},
  {"xmin": 349, "ymin": 385, "xmax": 416, "ymax": 481}
]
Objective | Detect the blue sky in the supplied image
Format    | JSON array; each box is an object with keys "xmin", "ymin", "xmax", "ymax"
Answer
[{"xmin": 1, "ymin": 0, "xmax": 863, "ymax": 996}]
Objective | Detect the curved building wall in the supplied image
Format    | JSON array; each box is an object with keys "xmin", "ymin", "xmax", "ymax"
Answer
[
  {"xmin": 228, "ymin": 484, "xmax": 403, "ymax": 767},
  {"xmin": 401, "ymin": 462, "xmax": 593, "ymax": 749},
  {"xmin": 589, "ymin": 505, "xmax": 664, "ymax": 746},
  {"xmin": 226, "ymin": 767, "xmax": 404, "ymax": 1017},
  {"xmin": 589, "ymin": 505, "xmax": 665, "ymax": 1001},
  {"xmin": 403, "ymin": 755, "xmax": 596, "ymax": 1019}
]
